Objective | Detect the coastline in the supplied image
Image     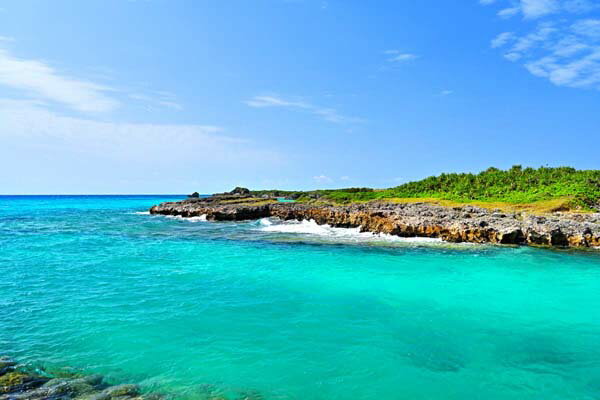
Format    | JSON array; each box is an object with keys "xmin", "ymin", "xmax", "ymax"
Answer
[{"xmin": 149, "ymin": 194, "xmax": 600, "ymax": 248}]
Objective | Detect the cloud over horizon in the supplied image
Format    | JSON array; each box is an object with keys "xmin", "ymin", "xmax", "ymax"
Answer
[{"xmin": 0, "ymin": 98, "xmax": 282, "ymax": 193}]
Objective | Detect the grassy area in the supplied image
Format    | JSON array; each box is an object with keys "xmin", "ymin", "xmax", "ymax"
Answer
[
  {"xmin": 251, "ymin": 166, "xmax": 600, "ymax": 212},
  {"xmin": 382, "ymin": 197, "xmax": 580, "ymax": 214},
  {"xmin": 217, "ymin": 198, "xmax": 277, "ymax": 206}
]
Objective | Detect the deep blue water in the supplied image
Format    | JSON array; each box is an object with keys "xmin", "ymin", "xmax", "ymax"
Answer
[{"xmin": 1, "ymin": 195, "xmax": 600, "ymax": 400}]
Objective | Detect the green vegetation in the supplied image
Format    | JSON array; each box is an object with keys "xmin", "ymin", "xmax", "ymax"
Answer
[{"xmin": 251, "ymin": 166, "xmax": 600, "ymax": 211}]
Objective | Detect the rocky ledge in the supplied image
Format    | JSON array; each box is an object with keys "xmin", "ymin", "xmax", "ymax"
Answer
[
  {"xmin": 0, "ymin": 356, "xmax": 161, "ymax": 400},
  {"xmin": 150, "ymin": 191, "xmax": 600, "ymax": 248}
]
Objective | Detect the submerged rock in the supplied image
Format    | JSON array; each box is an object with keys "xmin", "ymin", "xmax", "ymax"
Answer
[
  {"xmin": 0, "ymin": 371, "xmax": 50, "ymax": 396},
  {"xmin": 0, "ymin": 357, "xmax": 16, "ymax": 376},
  {"xmin": 0, "ymin": 356, "xmax": 162, "ymax": 400}
]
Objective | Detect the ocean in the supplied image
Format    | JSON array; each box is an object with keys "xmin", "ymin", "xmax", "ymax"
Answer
[{"xmin": 1, "ymin": 195, "xmax": 600, "ymax": 400}]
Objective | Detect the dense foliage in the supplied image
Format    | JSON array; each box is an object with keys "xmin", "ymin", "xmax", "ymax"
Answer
[{"xmin": 252, "ymin": 166, "xmax": 600, "ymax": 210}]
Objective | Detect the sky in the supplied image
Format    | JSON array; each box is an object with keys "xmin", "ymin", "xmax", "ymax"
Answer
[{"xmin": 1, "ymin": 0, "xmax": 599, "ymax": 194}]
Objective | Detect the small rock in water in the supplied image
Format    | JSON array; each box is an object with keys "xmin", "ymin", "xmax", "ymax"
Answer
[
  {"xmin": 0, "ymin": 357, "xmax": 16, "ymax": 376},
  {"xmin": 236, "ymin": 389, "xmax": 264, "ymax": 400},
  {"xmin": 88, "ymin": 383, "xmax": 140, "ymax": 399},
  {"xmin": 0, "ymin": 357, "xmax": 16, "ymax": 369}
]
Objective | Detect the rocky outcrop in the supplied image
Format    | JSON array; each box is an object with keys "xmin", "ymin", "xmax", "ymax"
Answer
[
  {"xmin": 149, "ymin": 197, "xmax": 600, "ymax": 248},
  {"xmin": 151, "ymin": 199, "xmax": 271, "ymax": 221}
]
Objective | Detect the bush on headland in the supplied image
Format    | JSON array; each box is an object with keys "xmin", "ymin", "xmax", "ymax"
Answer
[{"xmin": 251, "ymin": 166, "xmax": 600, "ymax": 211}]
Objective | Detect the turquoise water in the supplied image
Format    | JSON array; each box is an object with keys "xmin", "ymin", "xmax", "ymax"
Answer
[{"xmin": 2, "ymin": 196, "xmax": 600, "ymax": 400}]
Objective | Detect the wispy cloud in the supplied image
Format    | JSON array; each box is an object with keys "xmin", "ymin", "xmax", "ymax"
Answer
[
  {"xmin": 491, "ymin": 32, "xmax": 515, "ymax": 48},
  {"xmin": 0, "ymin": 36, "xmax": 14, "ymax": 42},
  {"xmin": 484, "ymin": 0, "xmax": 599, "ymax": 19},
  {"xmin": 384, "ymin": 49, "xmax": 419, "ymax": 63},
  {"xmin": 313, "ymin": 174, "xmax": 333, "ymax": 184},
  {"xmin": 440, "ymin": 90, "xmax": 454, "ymax": 95},
  {"xmin": 0, "ymin": 48, "xmax": 119, "ymax": 112},
  {"xmin": 245, "ymin": 95, "xmax": 363, "ymax": 124},
  {"xmin": 129, "ymin": 93, "xmax": 183, "ymax": 111},
  {"xmin": 0, "ymin": 98, "xmax": 278, "ymax": 165},
  {"xmin": 498, "ymin": 7, "xmax": 521, "ymax": 18},
  {"xmin": 483, "ymin": 1, "xmax": 600, "ymax": 90},
  {"xmin": 519, "ymin": 0, "xmax": 560, "ymax": 19},
  {"xmin": 245, "ymin": 95, "xmax": 309, "ymax": 109}
]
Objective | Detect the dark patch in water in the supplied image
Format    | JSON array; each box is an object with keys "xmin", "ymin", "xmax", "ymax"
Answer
[
  {"xmin": 498, "ymin": 333, "xmax": 578, "ymax": 370},
  {"xmin": 405, "ymin": 351, "xmax": 465, "ymax": 372}
]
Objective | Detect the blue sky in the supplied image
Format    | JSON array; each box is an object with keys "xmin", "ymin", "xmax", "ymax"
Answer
[{"xmin": 1, "ymin": 0, "xmax": 599, "ymax": 194}]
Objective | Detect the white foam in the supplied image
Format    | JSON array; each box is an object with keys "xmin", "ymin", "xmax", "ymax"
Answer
[
  {"xmin": 258, "ymin": 218, "xmax": 442, "ymax": 244},
  {"xmin": 258, "ymin": 218, "xmax": 273, "ymax": 226},
  {"xmin": 134, "ymin": 211, "xmax": 150, "ymax": 215},
  {"xmin": 164, "ymin": 214, "xmax": 207, "ymax": 222},
  {"xmin": 188, "ymin": 215, "xmax": 207, "ymax": 222}
]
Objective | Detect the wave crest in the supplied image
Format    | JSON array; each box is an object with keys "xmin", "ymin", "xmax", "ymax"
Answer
[{"xmin": 258, "ymin": 218, "xmax": 443, "ymax": 244}]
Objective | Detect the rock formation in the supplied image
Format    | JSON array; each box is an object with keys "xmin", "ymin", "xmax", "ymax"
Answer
[{"xmin": 149, "ymin": 194, "xmax": 600, "ymax": 248}]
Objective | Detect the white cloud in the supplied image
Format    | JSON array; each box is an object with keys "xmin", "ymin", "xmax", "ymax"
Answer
[
  {"xmin": 340, "ymin": 175, "xmax": 350, "ymax": 181},
  {"xmin": 488, "ymin": 0, "xmax": 598, "ymax": 19},
  {"xmin": 572, "ymin": 18, "xmax": 600, "ymax": 38},
  {"xmin": 484, "ymin": 2, "xmax": 600, "ymax": 90},
  {"xmin": 524, "ymin": 49, "xmax": 600, "ymax": 87},
  {"xmin": 563, "ymin": 0, "xmax": 599, "ymax": 13},
  {"xmin": 521, "ymin": 0, "xmax": 560, "ymax": 18},
  {"xmin": 245, "ymin": 94, "xmax": 362, "ymax": 124},
  {"xmin": 498, "ymin": 7, "xmax": 521, "ymax": 17},
  {"xmin": 0, "ymin": 36, "xmax": 14, "ymax": 42},
  {"xmin": 313, "ymin": 175, "xmax": 333, "ymax": 184},
  {"xmin": 384, "ymin": 50, "xmax": 419, "ymax": 63},
  {"xmin": 0, "ymin": 48, "xmax": 118, "ymax": 112},
  {"xmin": 390, "ymin": 53, "xmax": 418, "ymax": 62},
  {"xmin": 440, "ymin": 90, "xmax": 454, "ymax": 95},
  {"xmin": 491, "ymin": 32, "xmax": 515, "ymax": 48},
  {"xmin": 511, "ymin": 23, "xmax": 557, "ymax": 53}
]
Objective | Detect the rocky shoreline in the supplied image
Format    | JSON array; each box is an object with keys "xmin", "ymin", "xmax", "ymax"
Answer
[
  {"xmin": 0, "ymin": 356, "xmax": 160, "ymax": 400},
  {"xmin": 149, "ymin": 190, "xmax": 600, "ymax": 248}
]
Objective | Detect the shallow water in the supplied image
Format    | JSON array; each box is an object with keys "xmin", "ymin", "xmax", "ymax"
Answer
[{"xmin": 1, "ymin": 195, "xmax": 600, "ymax": 400}]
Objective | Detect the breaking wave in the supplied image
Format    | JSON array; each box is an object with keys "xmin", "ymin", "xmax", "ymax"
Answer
[
  {"xmin": 257, "ymin": 218, "xmax": 443, "ymax": 245},
  {"xmin": 164, "ymin": 214, "xmax": 207, "ymax": 222}
]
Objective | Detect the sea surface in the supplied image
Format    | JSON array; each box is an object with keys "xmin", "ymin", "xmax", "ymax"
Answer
[{"xmin": 1, "ymin": 195, "xmax": 600, "ymax": 400}]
